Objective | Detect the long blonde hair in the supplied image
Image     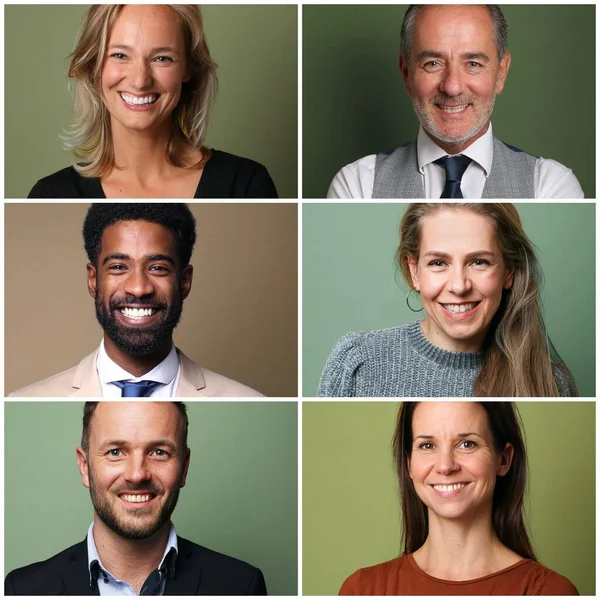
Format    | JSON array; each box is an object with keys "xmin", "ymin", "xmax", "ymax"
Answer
[
  {"xmin": 62, "ymin": 5, "xmax": 217, "ymax": 177},
  {"xmin": 397, "ymin": 203, "xmax": 574, "ymax": 397}
]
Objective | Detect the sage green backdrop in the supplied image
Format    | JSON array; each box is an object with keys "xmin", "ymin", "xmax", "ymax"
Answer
[
  {"xmin": 303, "ymin": 203, "xmax": 595, "ymax": 396},
  {"xmin": 303, "ymin": 5, "xmax": 595, "ymax": 198},
  {"xmin": 5, "ymin": 402, "xmax": 298, "ymax": 595},
  {"xmin": 5, "ymin": 5, "xmax": 297, "ymax": 198},
  {"xmin": 303, "ymin": 401, "xmax": 595, "ymax": 595}
]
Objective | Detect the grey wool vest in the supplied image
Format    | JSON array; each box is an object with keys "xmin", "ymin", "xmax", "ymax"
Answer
[{"xmin": 373, "ymin": 137, "xmax": 537, "ymax": 198}]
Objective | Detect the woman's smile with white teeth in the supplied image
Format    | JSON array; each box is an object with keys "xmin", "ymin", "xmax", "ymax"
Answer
[
  {"xmin": 432, "ymin": 483, "xmax": 468, "ymax": 492},
  {"xmin": 442, "ymin": 302, "xmax": 480, "ymax": 313},
  {"xmin": 119, "ymin": 92, "xmax": 159, "ymax": 106}
]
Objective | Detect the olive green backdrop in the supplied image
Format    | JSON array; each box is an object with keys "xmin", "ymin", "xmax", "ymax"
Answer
[
  {"xmin": 303, "ymin": 401, "xmax": 595, "ymax": 595},
  {"xmin": 302, "ymin": 203, "xmax": 595, "ymax": 396},
  {"xmin": 303, "ymin": 5, "xmax": 595, "ymax": 198},
  {"xmin": 5, "ymin": 401, "xmax": 298, "ymax": 595},
  {"xmin": 5, "ymin": 5, "xmax": 298, "ymax": 198}
]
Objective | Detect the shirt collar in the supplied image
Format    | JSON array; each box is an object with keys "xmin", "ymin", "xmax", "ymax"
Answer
[
  {"xmin": 87, "ymin": 522, "xmax": 179, "ymax": 587},
  {"xmin": 416, "ymin": 123, "xmax": 494, "ymax": 176},
  {"xmin": 97, "ymin": 339, "xmax": 179, "ymax": 385}
]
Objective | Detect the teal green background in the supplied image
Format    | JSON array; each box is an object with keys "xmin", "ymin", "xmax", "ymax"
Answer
[
  {"xmin": 303, "ymin": 401, "xmax": 595, "ymax": 595},
  {"xmin": 5, "ymin": 5, "xmax": 298, "ymax": 198},
  {"xmin": 303, "ymin": 5, "xmax": 595, "ymax": 198},
  {"xmin": 5, "ymin": 402, "xmax": 298, "ymax": 595},
  {"xmin": 303, "ymin": 203, "xmax": 595, "ymax": 396}
]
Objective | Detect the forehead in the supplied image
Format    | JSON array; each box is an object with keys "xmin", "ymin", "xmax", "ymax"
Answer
[
  {"xmin": 110, "ymin": 5, "xmax": 184, "ymax": 49},
  {"xmin": 89, "ymin": 402, "xmax": 182, "ymax": 445},
  {"xmin": 99, "ymin": 220, "xmax": 176, "ymax": 260},
  {"xmin": 419, "ymin": 209, "xmax": 499, "ymax": 254},
  {"xmin": 412, "ymin": 402, "xmax": 490, "ymax": 437},
  {"xmin": 413, "ymin": 5, "xmax": 495, "ymax": 51}
]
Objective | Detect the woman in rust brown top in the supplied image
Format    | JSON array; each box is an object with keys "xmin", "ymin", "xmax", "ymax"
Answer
[{"xmin": 340, "ymin": 402, "xmax": 578, "ymax": 595}]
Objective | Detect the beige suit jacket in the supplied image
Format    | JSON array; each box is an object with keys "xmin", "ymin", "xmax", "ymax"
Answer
[{"xmin": 8, "ymin": 348, "xmax": 263, "ymax": 398}]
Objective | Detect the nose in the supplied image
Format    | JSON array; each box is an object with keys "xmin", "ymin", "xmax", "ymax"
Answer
[
  {"xmin": 439, "ymin": 62, "xmax": 465, "ymax": 97},
  {"xmin": 446, "ymin": 265, "xmax": 472, "ymax": 296},
  {"xmin": 130, "ymin": 59, "xmax": 153, "ymax": 90},
  {"xmin": 124, "ymin": 452, "xmax": 151, "ymax": 484},
  {"xmin": 123, "ymin": 268, "xmax": 155, "ymax": 298},
  {"xmin": 435, "ymin": 445, "xmax": 460, "ymax": 475}
]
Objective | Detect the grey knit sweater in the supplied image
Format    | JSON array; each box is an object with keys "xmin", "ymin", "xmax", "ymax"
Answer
[{"xmin": 317, "ymin": 321, "xmax": 576, "ymax": 397}]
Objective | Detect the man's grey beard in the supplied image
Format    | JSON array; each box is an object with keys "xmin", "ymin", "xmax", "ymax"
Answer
[
  {"xmin": 413, "ymin": 93, "xmax": 496, "ymax": 146},
  {"xmin": 88, "ymin": 466, "xmax": 181, "ymax": 540}
]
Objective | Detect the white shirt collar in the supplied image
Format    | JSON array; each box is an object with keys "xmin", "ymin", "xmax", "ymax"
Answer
[
  {"xmin": 96, "ymin": 339, "xmax": 179, "ymax": 385},
  {"xmin": 86, "ymin": 521, "xmax": 178, "ymax": 585},
  {"xmin": 416, "ymin": 123, "xmax": 494, "ymax": 176}
]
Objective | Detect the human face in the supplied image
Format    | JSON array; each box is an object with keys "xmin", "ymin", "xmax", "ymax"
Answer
[
  {"xmin": 408, "ymin": 208, "xmax": 513, "ymax": 353},
  {"xmin": 87, "ymin": 220, "xmax": 193, "ymax": 356},
  {"xmin": 76, "ymin": 402, "xmax": 190, "ymax": 540},
  {"xmin": 101, "ymin": 5, "xmax": 190, "ymax": 136},
  {"xmin": 399, "ymin": 5, "xmax": 511, "ymax": 154},
  {"xmin": 408, "ymin": 402, "xmax": 513, "ymax": 523}
]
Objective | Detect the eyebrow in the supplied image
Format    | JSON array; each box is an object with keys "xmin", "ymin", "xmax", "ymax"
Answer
[
  {"xmin": 415, "ymin": 432, "xmax": 482, "ymax": 440},
  {"xmin": 102, "ymin": 253, "xmax": 175, "ymax": 266},
  {"xmin": 422, "ymin": 250, "xmax": 497, "ymax": 260},
  {"xmin": 415, "ymin": 50, "xmax": 491, "ymax": 62},
  {"xmin": 108, "ymin": 44, "xmax": 179, "ymax": 54},
  {"xmin": 98, "ymin": 439, "xmax": 179, "ymax": 451}
]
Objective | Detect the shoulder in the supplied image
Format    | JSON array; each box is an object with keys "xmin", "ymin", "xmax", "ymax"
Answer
[
  {"xmin": 327, "ymin": 154, "xmax": 376, "ymax": 199},
  {"xmin": 535, "ymin": 157, "xmax": 585, "ymax": 198},
  {"xmin": 178, "ymin": 350, "xmax": 263, "ymax": 397},
  {"xmin": 552, "ymin": 362, "xmax": 578, "ymax": 397},
  {"xmin": 317, "ymin": 325, "xmax": 410, "ymax": 397},
  {"xmin": 339, "ymin": 556, "xmax": 408, "ymax": 595},
  {"xmin": 5, "ymin": 541, "xmax": 85, "ymax": 595},
  {"xmin": 177, "ymin": 537, "xmax": 266, "ymax": 595},
  {"xmin": 200, "ymin": 150, "xmax": 277, "ymax": 198},
  {"xmin": 27, "ymin": 166, "xmax": 101, "ymax": 199},
  {"xmin": 515, "ymin": 560, "xmax": 579, "ymax": 595},
  {"xmin": 8, "ymin": 364, "xmax": 78, "ymax": 397}
]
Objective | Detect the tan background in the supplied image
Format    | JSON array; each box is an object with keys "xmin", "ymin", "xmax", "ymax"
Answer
[{"xmin": 5, "ymin": 203, "xmax": 298, "ymax": 397}]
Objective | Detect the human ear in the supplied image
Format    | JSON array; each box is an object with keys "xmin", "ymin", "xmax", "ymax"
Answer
[
  {"xmin": 179, "ymin": 448, "xmax": 191, "ymax": 488},
  {"xmin": 503, "ymin": 268, "xmax": 514, "ymax": 290},
  {"xmin": 407, "ymin": 256, "xmax": 420, "ymax": 291},
  {"xmin": 495, "ymin": 51, "xmax": 511, "ymax": 94},
  {"xmin": 496, "ymin": 442, "xmax": 514, "ymax": 477},
  {"xmin": 87, "ymin": 263, "xmax": 97, "ymax": 299},
  {"xmin": 76, "ymin": 446, "xmax": 91, "ymax": 489},
  {"xmin": 181, "ymin": 264, "xmax": 193, "ymax": 299},
  {"xmin": 399, "ymin": 53, "xmax": 412, "ymax": 95}
]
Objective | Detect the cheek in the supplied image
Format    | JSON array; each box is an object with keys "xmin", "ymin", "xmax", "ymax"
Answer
[
  {"xmin": 418, "ymin": 272, "xmax": 446, "ymax": 300},
  {"xmin": 479, "ymin": 273, "xmax": 505, "ymax": 303},
  {"xmin": 101, "ymin": 64, "xmax": 122, "ymax": 91}
]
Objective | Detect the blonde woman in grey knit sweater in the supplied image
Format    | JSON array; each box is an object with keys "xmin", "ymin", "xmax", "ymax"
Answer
[{"xmin": 318, "ymin": 203, "xmax": 576, "ymax": 397}]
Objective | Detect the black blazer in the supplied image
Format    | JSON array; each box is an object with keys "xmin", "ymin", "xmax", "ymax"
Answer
[{"xmin": 5, "ymin": 536, "xmax": 267, "ymax": 595}]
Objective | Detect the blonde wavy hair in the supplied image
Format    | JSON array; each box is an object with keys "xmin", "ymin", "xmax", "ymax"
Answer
[
  {"xmin": 62, "ymin": 5, "xmax": 217, "ymax": 178},
  {"xmin": 397, "ymin": 203, "xmax": 575, "ymax": 397}
]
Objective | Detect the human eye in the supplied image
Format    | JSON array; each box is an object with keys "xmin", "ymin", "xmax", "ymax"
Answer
[
  {"xmin": 154, "ymin": 55, "xmax": 174, "ymax": 64},
  {"xmin": 152, "ymin": 448, "xmax": 170, "ymax": 459},
  {"xmin": 467, "ymin": 61, "xmax": 483, "ymax": 68},
  {"xmin": 422, "ymin": 60, "xmax": 442, "ymax": 72},
  {"xmin": 149, "ymin": 264, "xmax": 170, "ymax": 274},
  {"xmin": 110, "ymin": 52, "xmax": 127, "ymax": 60},
  {"xmin": 107, "ymin": 263, "xmax": 127, "ymax": 272},
  {"xmin": 107, "ymin": 448, "xmax": 122, "ymax": 458},
  {"xmin": 417, "ymin": 441, "xmax": 434, "ymax": 450},
  {"xmin": 427, "ymin": 259, "xmax": 446, "ymax": 268},
  {"xmin": 458, "ymin": 439, "xmax": 478, "ymax": 450},
  {"xmin": 471, "ymin": 258, "xmax": 490, "ymax": 268}
]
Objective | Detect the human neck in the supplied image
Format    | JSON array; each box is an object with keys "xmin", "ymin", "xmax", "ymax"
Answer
[
  {"xmin": 92, "ymin": 516, "xmax": 171, "ymax": 590},
  {"xmin": 426, "ymin": 120, "xmax": 490, "ymax": 155},
  {"xmin": 413, "ymin": 510, "xmax": 520, "ymax": 581},
  {"xmin": 421, "ymin": 318, "xmax": 484, "ymax": 353},
  {"xmin": 103, "ymin": 336, "xmax": 172, "ymax": 378}
]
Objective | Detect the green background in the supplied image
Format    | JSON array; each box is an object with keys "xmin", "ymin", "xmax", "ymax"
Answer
[
  {"xmin": 303, "ymin": 203, "xmax": 595, "ymax": 397},
  {"xmin": 5, "ymin": 402, "xmax": 298, "ymax": 595},
  {"xmin": 303, "ymin": 5, "xmax": 595, "ymax": 198},
  {"xmin": 5, "ymin": 5, "xmax": 298, "ymax": 198},
  {"xmin": 303, "ymin": 401, "xmax": 595, "ymax": 595}
]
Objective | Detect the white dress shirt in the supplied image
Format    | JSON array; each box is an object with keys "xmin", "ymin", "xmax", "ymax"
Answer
[
  {"xmin": 87, "ymin": 522, "xmax": 178, "ymax": 596},
  {"xmin": 327, "ymin": 125, "xmax": 584, "ymax": 199},
  {"xmin": 96, "ymin": 339, "xmax": 181, "ymax": 398}
]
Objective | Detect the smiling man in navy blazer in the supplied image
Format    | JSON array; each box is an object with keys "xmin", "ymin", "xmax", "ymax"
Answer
[{"xmin": 5, "ymin": 402, "xmax": 266, "ymax": 596}]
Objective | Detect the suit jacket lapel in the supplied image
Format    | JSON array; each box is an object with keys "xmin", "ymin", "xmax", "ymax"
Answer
[
  {"xmin": 175, "ymin": 350, "xmax": 206, "ymax": 397},
  {"xmin": 61, "ymin": 540, "xmax": 98, "ymax": 595},
  {"xmin": 69, "ymin": 350, "xmax": 103, "ymax": 397},
  {"xmin": 164, "ymin": 537, "xmax": 202, "ymax": 595}
]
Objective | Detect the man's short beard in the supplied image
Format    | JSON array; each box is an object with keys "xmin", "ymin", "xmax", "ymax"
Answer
[
  {"xmin": 88, "ymin": 465, "xmax": 181, "ymax": 540},
  {"xmin": 94, "ymin": 292, "xmax": 184, "ymax": 356}
]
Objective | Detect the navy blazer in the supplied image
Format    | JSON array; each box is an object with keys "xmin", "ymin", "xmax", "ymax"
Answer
[{"xmin": 5, "ymin": 536, "xmax": 267, "ymax": 595}]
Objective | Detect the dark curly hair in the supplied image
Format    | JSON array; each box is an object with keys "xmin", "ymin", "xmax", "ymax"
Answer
[{"xmin": 83, "ymin": 203, "xmax": 197, "ymax": 268}]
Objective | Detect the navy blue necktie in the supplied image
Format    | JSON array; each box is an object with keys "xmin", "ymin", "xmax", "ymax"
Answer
[
  {"xmin": 113, "ymin": 380, "xmax": 162, "ymax": 397},
  {"xmin": 435, "ymin": 155, "xmax": 472, "ymax": 198}
]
